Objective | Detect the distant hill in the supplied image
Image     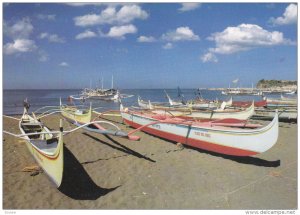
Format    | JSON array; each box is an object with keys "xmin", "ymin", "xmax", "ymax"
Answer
[{"xmin": 256, "ymin": 79, "xmax": 297, "ymax": 89}]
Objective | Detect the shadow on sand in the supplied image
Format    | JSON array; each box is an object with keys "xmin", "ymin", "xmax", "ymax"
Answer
[
  {"xmin": 59, "ymin": 145, "xmax": 119, "ymax": 200},
  {"xmin": 82, "ymin": 132, "xmax": 156, "ymax": 163},
  {"xmin": 184, "ymin": 145, "xmax": 281, "ymax": 167}
]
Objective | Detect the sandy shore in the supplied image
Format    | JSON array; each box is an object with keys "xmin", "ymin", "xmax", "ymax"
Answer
[{"xmin": 3, "ymin": 113, "xmax": 297, "ymax": 209}]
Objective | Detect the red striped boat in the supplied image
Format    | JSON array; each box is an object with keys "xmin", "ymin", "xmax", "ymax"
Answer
[
  {"xmin": 232, "ymin": 100, "xmax": 267, "ymax": 108},
  {"xmin": 120, "ymin": 103, "xmax": 279, "ymax": 157}
]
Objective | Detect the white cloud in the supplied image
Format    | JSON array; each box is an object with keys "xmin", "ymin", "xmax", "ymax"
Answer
[
  {"xmin": 4, "ymin": 18, "xmax": 33, "ymax": 39},
  {"xmin": 39, "ymin": 32, "xmax": 65, "ymax": 43},
  {"xmin": 208, "ymin": 23, "xmax": 291, "ymax": 55},
  {"xmin": 162, "ymin": 26, "xmax": 200, "ymax": 42},
  {"xmin": 200, "ymin": 52, "xmax": 218, "ymax": 63},
  {"xmin": 59, "ymin": 62, "xmax": 69, "ymax": 67},
  {"xmin": 202, "ymin": 23, "xmax": 293, "ymax": 63},
  {"xmin": 74, "ymin": 4, "xmax": 148, "ymax": 27},
  {"xmin": 137, "ymin": 36, "xmax": 156, "ymax": 43},
  {"xmin": 269, "ymin": 4, "xmax": 297, "ymax": 25},
  {"xmin": 178, "ymin": 3, "xmax": 201, "ymax": 12},
  {"xmin": 75, "ymin": 30, "xmax": 97, "ymax": 40},
  {"xmin": 4, "ymin": 39, "xmax": 37, "ymax": 55},
  {"xmin": 106, "ymin": 24, "xmax": 137, "ymax": 39},
  {"xmin": 163, "ymin": 42, "xmax": 173, "ymax": 49},
  {"xmin": 37, "ymin": 14, "xmax": 56, "ymax": 21}
]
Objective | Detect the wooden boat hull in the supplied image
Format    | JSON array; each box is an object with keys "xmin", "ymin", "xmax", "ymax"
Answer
[
  {"xmin": 20, "ymin": 115, "xmax": 64, "ymax": 187},
  {"xmin": 232, "ymin": 100, "xmax": 267, "ymax": 108},
  {"xmin": 121, "ymin": 110, "xmax": 278, "ymax": 156},
  {"xmin": 266, "ymin": 98, "xmax": 297, "ymax": 105},
  {"xmin": 60, "ymin": 99, "xmax": 92, "ymax": 124}
]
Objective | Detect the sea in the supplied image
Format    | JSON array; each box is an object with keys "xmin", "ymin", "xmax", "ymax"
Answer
[{"xmin": 3, "ymin": 89, "xmax": 283, "ymax": 115}]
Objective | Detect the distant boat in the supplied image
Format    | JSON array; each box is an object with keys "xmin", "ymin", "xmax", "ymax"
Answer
[
  {"xmin": 80, "ymin": 75, "xmax": 120, "ymax": 101},
  {"xmin": 221, "ymin": 88, "xmax": 262, "ymax": 96},
  {"xmin": 285, "ymin": 90, "xmax": 297, "ymax": 95}
]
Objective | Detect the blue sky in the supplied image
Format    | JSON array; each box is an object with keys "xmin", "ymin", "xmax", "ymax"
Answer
[{"xmin": 3, "ymin": 3, "xmax": 297, "ymax": 89}]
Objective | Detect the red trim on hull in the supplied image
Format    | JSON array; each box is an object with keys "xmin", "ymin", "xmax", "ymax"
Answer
[
  {"xmin": 124, "ymin": 118, "xmax": 258, "ymax": 157},
  {"xmin": 232, "ymin": 100, "xmax": 267, "ymax": 108}
]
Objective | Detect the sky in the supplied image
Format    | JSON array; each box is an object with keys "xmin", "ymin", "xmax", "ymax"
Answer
[{"xmin": 3, "ymin": 2, "xmax": 298, "ymax": 89}]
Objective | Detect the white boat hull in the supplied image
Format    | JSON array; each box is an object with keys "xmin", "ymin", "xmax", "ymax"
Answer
[
  {"xmin": 20, "ymin": 114, "xmax": 64, "ymax": 187},
  {"xmin": 121, "ymin": 109, "xmax": 278, "ymax": 156}
]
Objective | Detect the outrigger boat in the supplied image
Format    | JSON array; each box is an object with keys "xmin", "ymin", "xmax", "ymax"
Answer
[
  {"xmin": 3, "ymin": 100, "xmax": 64, "ymax": 187},
  {"xmin": 150, "ymin": 100, "xmax": 255, "ymax": 120},
  {"xmin": 3, "ymin": 99, "xmax": 139, "ymax": 187},
  {"xmin": 252, "ymin": 107, "xmax": 297, "ymax": 121},
  {"xmin": 280, "ymin": 94, "xmax": 297, "ymax": 101},
  {"xmin": 186, "ymin": 97, "xmax": 232, "ymax": 110},
  {"xmin": 120, "ymin": 102, "xmax": 279, "ymax": 157},
  {"xmin": 139, "ymin": 95, "xmax": 232, "ymax": 111},
  {"xmin": 232, "ymin": 100, "xmax": 267, "ymax": 108},
  {"xmin": 59, "ymin": 98, "xmax": 140, "ymax": 140},
  {"xmin": 265, "ymin": 96, "xmax": 297, "ymax": 106}
]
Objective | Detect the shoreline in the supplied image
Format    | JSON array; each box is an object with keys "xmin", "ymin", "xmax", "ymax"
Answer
[{"xmin": 2, "ymin": 113, "xmax": 297, "ymax": 209}]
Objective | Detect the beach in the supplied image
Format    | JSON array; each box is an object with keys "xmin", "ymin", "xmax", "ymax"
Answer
[{"xmin": 3, "ymin": 113, "xmax": 297, "ymax": 209}]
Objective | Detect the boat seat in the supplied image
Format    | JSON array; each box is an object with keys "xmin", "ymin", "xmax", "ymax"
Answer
[
  {"xmin": 30, "ymin": 138, "xmax": 58, "ymax": 150},
  {"xmin": 21, "ymin": 122, "xmax": 44, "ymax": 126}
]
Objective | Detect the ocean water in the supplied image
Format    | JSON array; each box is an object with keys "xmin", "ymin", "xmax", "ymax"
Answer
[{"xmin": 3, "ymin": 89, "xmax": 281, "ymax": 115}]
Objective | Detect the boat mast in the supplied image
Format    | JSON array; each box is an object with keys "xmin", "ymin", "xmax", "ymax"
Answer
[
  {"xmin": 101, "ymin": 77, "xmax": 104, "ymax": 90},
  {"xmin": 111, "ymin": 75, "xmax": 114, "ymax": 89}
]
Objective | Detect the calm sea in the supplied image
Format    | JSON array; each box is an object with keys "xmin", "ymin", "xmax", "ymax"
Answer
[{"xmin": 3, "ymin": 89, "xmax": 280, "ymax": 115}]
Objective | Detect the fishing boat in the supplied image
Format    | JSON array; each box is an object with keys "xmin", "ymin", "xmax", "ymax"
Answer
[
  {"xmin": 59, "ymin": 99, "xmax": 139, "ymax": 140},
  {"xmin": 4, "ymin": 100, "xmax": 64, "ymax": 187},
  {"xmin": 187, "ymin": 97, "xmax": 232, "ymax": 110},
  {"xmin": 252, "ymin": 108, "xmax": 297, "ymax": 121},
  {"xmin": 221, "ymin": 88, "xmax": 262, "ymax": 96},
  {"xmin": 280, "ymin": 94, "xmax": 297, "ymax": 101},
  {"xmin": 265, "ymin": 96, "xmax": 297, "ymax": 106},
  {"xmin": 231, "ymin": 100, "xmax": 267, "ymax": 108},
  {"xmin": 164, "ymin": 89, "xmax": 219, "ymax": 109},
  {"xmin": 164, "ymin": 90, "xmax": 185, "ymax": 107},
  {"xmin": 139, "ymin": 94, "xmax": 231, "ymax": 111},
  {"xmin": 120, "ymin": 102, "xmax": 279, "ymax": 156},
  {"xmin": 80, "ymin": 76, "xmax": 120, "ymax": 101},
  {"xmin": 137, "ymin": 96, "xmax": 169, "ymax": 109},
  {"xmin": 151, "ymin": 100, "xmax": 255, "ymax": 120}
]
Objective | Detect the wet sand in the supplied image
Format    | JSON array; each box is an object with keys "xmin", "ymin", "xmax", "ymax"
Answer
[{"xmin": 3, "ymin": 114, "xmax": 297, "ymax": 209}]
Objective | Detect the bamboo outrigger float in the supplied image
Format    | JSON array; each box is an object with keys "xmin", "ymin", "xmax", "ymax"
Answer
[{"xmin": 120, "ymin": 101, "xmax": 279, "ymax": 157}]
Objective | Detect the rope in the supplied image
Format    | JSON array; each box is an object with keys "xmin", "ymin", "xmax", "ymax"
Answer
[
  {"xmin": 3, "ymin": 120, "xmax": 124, "ymax": 139},
  {"xmin": 3, "ymin": 115, "xmax": 20, "ymax": 121},
  {"xmin": 33, "ymin": 105, "xmax": 59, "ymax": 113},
  {"xmin": 37, "ymin": 110, "xmax": 62, "ymax": 119}
]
